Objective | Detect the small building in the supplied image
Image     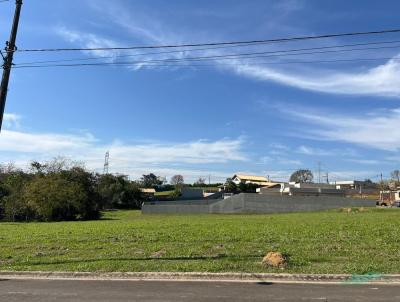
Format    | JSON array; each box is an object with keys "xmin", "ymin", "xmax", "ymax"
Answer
[
  {"xmin": 259, "ymin": 182, "xmax": 345, "ymax": 197},
  {"xmin": 140, "ymin": 188, "xmax": 156, "ymax": 198},
  {"xmin": 231, "ymin": 174, "xmax": 271, "ymax": 186},
  {"xmin": 330, "ymin": 180, "xmax": 378, "ymax": 196},
  {"xmin": 257, "ymin": 183, "xmax": 283, "ymax": 195},
  {"xmin": 330, "ymin": 180, "xmax": 375, "ymax": 191}
]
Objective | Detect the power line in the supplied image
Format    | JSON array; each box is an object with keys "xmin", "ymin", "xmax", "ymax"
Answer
[
  {"xmin": 12, "ymin": 56, "xmax": 400, "ymax": 70},
  {"xmin": 88, "ymin": 43, "xmax": 400, "ymax": 64},
  {"xmin": 13, "ymin": 28, "xmax": 400, "ymax": 53},
  {"xmin": 13, "ymin": 43, "xmax": 400, "ymax": 69},
  {"xmin": 15, "ymin": 39, "xmax": 400, "ymax": 66}
]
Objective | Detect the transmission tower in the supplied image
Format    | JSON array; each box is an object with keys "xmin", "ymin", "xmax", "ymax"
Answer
[{"xmin": 103, "ymin": 151, "xmax": 110, "ymax": 174}]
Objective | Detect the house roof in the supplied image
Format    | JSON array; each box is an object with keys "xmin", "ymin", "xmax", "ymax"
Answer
[
  {"xmin": 140, "ymin": 188, "xmax": 156, "ymax": 193},
  {"xmin": 233, "ymin": 174, "xmax": 269, "ymax": 182}
]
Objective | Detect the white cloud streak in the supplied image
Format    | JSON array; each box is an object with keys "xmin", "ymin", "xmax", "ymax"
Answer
[
  {"xmin": 233, "ymin": 56, "xmax": 400, "ymax": 98},
  {"xmin": 0, "ymin": 128, "xmax": 246, "ymax": 181},
  {"xmin": 285, "ymin": 107, "xmax": 400, "ymax": 151},
  {"xmin": 3, "ymin": 113, "xmax": 21, "ymax": 129},
  {"xmin": 65, "ymin": 1, "xmax": 400, "ymax": 98}
]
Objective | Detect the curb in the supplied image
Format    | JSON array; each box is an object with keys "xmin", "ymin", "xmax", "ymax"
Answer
[{"xmin": 1, "ymin": 271, "xmax": 400, "ymax": 284}]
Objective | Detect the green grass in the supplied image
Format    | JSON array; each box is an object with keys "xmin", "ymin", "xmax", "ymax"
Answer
[
  {"xmin": 154, "ymin": 190, "xmax": 175, "ymax": 197},
  {"xmin": 1, "ymin": 208, "xmax": 400, "ymax": 274}
]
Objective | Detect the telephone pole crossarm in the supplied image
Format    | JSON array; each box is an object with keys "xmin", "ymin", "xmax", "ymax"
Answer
[{"xmin": 0, "ymin": 0, "xmax": 23, "ymax": 131}]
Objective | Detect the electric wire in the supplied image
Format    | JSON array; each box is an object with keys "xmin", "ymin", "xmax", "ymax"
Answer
[
  {"xmin": 14, "ymin": 28, "xmax": 400, "ymax": 53},
  {"xmin": 12, "ymin": 56, "xmax": 400, "ymax": 69},
  {"xmin": 15, "ymin": 39, "xmax": 400, "ymax": 66}
]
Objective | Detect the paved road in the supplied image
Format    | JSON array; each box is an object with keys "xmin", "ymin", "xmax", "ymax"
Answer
[{"xmin": 1, "ymin": 279, "xmax": 399, "ymax": 301}]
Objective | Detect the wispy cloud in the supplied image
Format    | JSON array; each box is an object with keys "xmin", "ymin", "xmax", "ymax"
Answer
[
  {"xmin": 57, "ymin": 1, "xmax": 400, "ymax": 98},
  {"xmin": 296, "ymin": 145, "xmax": 357, "ymax": 157},
  {"xmin": 0, "ymin": 127, "xmax": 246, "ymax": 181},
  {"xmin": 284, "ymin": 107, "xmax": 400, "ymax": 151},
  {"xmin": 297, "ymin": 145, "xmax": 334, "ymax": 156},
  {"xmin": 55, "ymin": 26, "xmax": 121, "ymax": 59},
  {"xmin": 233, "ymin": 56, "xmax": 400, "ymax": 98},
  {"xmin": 345, "ymin": 159, "xmax": 381, "ymax": 165},
  {"xmin": 3, "ymin": 113, "xmax": 21, "ymax": 129}
]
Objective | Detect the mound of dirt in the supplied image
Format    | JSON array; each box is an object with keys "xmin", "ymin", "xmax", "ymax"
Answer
[{"xmin": 262, "ymin": 252, "xmax": 287, "ymax": 267}]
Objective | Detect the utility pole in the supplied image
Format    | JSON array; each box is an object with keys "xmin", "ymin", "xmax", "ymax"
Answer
[
  {"xmin": 317, "ymin": 161, "xmax": 321, "ymax": 184},
  {"xmin": 322, "ymin": 172, "xmax": 329, "ymax": 184},
  {"xmin": 0, "ymin": 0, "xmax": 23, "ymax": 132}
]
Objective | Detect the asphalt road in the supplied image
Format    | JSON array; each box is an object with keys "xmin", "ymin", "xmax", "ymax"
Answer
[{"xmin": 1, "ymin": 279, "xmax": 399, "ymax": 302}]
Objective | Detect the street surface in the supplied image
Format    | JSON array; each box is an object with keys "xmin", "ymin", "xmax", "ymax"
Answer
[{"xmin": 1, "ymin": 279, "xmax": 399, "ymax": 301}]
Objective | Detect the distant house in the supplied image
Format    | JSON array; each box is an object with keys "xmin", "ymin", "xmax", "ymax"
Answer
[
  {"xmin": 330, "ymin": 180, "xmax": 378, "ymax": 196},
  {"xmin": 140, "ymin": 188, "xmax": 156, "ymax": 198},
  {"xmin": 259, "ymin": 182, "xmax": 345, "ymax": 197},
  {"xmin": 231, "ymin": 174, "xmax": 271, "ymax": 186},
  {"xmin": 330, "ymin": 180, "xmax": 375, "ymax": 191},
  {"xmin": 257, "ymin": 182, "xmax": 283, "ymax": 195}
]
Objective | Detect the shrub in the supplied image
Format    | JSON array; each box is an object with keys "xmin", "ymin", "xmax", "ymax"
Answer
[
  {"xmin": 23, "ymin": 174, "xmax": 90, "ymax": 221},
  {"xmin": 0, "ymin": 170, "xmax": 34, "ymax": 221},
  {"xmin": 97, "ymin": 174, "xmax": 143, "ymax": 209}
]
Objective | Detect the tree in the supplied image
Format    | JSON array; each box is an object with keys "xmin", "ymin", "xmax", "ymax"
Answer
[
  {"xmin": 97, "ymin": 174, "xmax": 143, "ymax": 209},
  {"xmin": 140, "ymin": 173, "xmax": 163, "ymax": 188},
  {"xmin": 391, "ymin": 170, "xmax": 400, "ymax": 183},
  {"xmin": 239, "ymin": 182, "xmax": 259, "ymax": 193},
  {"xmin": 194, "ymin": 177, "xmax": 206, "ymax": 186},
  {"xmin": 0, "ymin": 169, "xmax": 33, "ymax": 221},
  {"xmin": 224, "ymin": 178, "xmax": 237, "ymax": 193},
  {"xmin": 170, "ymin": 175, "xmax": 184, "ymax": 189},
  {"xmin": 289, "ymin": 169, "xmax": 313, "ymax": 183},
  {"xmin": 23, "ymin": 174, "xmax": 88, "ymax": 221}
]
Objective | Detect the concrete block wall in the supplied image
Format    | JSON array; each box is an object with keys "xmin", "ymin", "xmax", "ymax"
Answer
[
  {"xmin": 209, "ymin": 193, "xmax": 376, "ymax": 214},
  {"xmin": 142, "ymin": 193, "xmax": 376, "ymax": 214}
]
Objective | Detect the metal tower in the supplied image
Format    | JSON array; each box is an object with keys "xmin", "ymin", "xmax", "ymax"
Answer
[{"xmin": 103, "ymin": 151, "xmax": 110, "ymax": 174}]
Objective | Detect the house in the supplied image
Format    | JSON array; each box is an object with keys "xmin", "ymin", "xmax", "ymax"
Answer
[
  {"xmin": 330, "ymin": 180, "xmax": 378, "ymax": 196},
  {"xmin": 256, "ymin": 182, "xmax": 283, "ymax": 195},
  {"xmin": 231, "ymin": 174, "xmax": 271, "ymax": 186},
  {"xmin": 140, "ymin": 188, "xmax": 156, "ymax": 198},
  {"xmin": 330, "ymin": 180, "xmax": 375, "ymax": 191},
  {"xmin": 259, "ymin": 182, "xmax": 345, "ymax": 197}
]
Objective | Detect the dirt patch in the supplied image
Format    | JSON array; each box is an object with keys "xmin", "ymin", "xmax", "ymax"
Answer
[{"xmin": 262, "ymin": 252, "xmax": 287, "ymax": 268}]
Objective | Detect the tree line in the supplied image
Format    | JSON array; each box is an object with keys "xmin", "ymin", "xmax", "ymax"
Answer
[{"xmin": 0, "ymin": 158, "xmax": 144, "ymax": 222}]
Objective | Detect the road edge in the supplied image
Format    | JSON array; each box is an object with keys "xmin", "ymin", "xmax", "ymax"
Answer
[{"xmin": 1, "ymin": 271, "xmax": 400, "ymax": 284}]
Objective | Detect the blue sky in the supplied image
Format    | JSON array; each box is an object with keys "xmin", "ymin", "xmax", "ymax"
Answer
[{"xmin": 1, "ymin": 0, "xmax": 400, "ymax": 183}]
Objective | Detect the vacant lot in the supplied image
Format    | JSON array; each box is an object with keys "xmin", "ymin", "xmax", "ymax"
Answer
[{"xmin": 1, "ymin": 209, "xmax": 399, "ymax": 274}]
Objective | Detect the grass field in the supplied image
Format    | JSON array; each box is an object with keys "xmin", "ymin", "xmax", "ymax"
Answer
[
  {"xmin": 1, "ymin": 208, "xmax": 400, "ymax": 274},
  {"xmin": 154, "ymin": 190, "xmax": 175, "ymax": 197}
]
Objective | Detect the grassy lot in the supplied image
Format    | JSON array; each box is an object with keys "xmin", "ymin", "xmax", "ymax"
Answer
[
  {"xmin": 1, "ymin": 208, "xmax": 399, "ymax": 274},
  {"xmin": 154, "ymin": 190, "xmax": 175, "ymax": 197}
]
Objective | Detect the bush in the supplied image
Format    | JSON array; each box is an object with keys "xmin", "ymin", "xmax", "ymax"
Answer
[
  {"xmin": 23, "ymin": 174, "xmax": 91, "ymax": 221},
  {"xmin": 0, "ymin": 170, "xmax": 34, "ymax": 221},
  {"xmin": 97, "ymin": 174, "xmax": 143, "ymax": 209},
  {"xmin": 0, "ymin": 158, "xmax": 145, "ymax": 222}
]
